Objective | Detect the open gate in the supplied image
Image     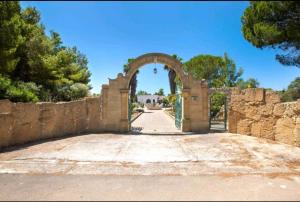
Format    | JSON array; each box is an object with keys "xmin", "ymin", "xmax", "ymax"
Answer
[
  {"xmin": 209, "ymin": 88, "xmax": 230, "ymax": 131},
  {"xmin": 175, "ymin": 88, "xmax": 182, "ymax": 129}
]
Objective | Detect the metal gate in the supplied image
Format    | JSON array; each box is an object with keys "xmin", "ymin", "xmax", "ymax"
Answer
[
  {"xmin": 209, "ymin": 94, "xmax": 228, "ymax": 131},
  {"xmin": 128, "ymin": 95, "xmax": 132, "ymax": 122},
  {"xmin": 175, "ymin": 90, "xmax": 182, "ymax": 129}
]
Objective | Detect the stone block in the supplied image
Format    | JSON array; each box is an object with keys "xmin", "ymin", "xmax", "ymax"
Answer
[
  {"xmin": 62, "ymin": 102, "xmax": 77, "ymax": 135},
  {"xmin": 12, "ymin": 103, "xmax": 40, "ymax": 145},
  {"xmin": 260, "ymin": 118, "xmax": 276, "ymax": 140},
  {"xmin": 243, "ymin": 88, "xmax": 264, "ymax": 102},
  {"xmin": 86, "ymin": 97, "xmax": 102, "ymax": 132},
  {"xmin": 0, "ymin": 99, "xmax": 13, "ymax": 113},
  {"xmin": 284, "ymin": 102, "xmax": 297, "ymax": 117},
  {"xmin": 265, "ymin": 91, "xmax": 281, "ymax": 104},
  {"xmin": 237, "ymin": 119, "xmax": 252, "ymax": 135},
  {"xmin": 38, "ymin": 102, "xmax": 58, "ymax": 139},
  {"xmin": 258, "ymin": 104, "xmax": 274, "ymax": 117},
  {"xmin": 72, "ymin": 100, "xmax": 88, "ymax": 133},
  {"xmin": 275, "ymin": 117, "xmax": 295, "ymax": 145},
  {"xmin": 296, "ymin": 99, "xmax": 300, "ymax": 112},
  {"xmin": 0, "ymin": 113, "xmax": 13, "ymax": 148},
  {"xmin": 251, "ymin": 121, "xmax": 261, "ymax": 137},
  {"xmin": 273, "ymin": 103, "xmax": 286, "ymax": 117},
  {"xmin": 245, "ymin": 106, "xmax": 261, "ymax": 121},
  {"xmin": 294, "ymin": 118, "xmax": 300, "ymax": 146}
]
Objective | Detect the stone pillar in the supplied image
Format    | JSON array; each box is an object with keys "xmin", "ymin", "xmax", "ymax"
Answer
[
  {"xmin": 182, "ymin": 88, "xmax": 191, "ymax": 132},
  {"xmin": 120, "ymin": 89, "xmax": 129, "ymax": 132}
]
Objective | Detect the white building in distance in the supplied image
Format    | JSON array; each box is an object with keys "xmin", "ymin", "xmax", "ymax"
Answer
[{"xmin": 137, "ymin": 95, "xmax": 165, "ymax": 105}]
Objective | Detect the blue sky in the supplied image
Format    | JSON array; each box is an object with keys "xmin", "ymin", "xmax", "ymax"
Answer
[{"xmin": 21, "ymin": 1, "xmax": 300, "ymax": 95}]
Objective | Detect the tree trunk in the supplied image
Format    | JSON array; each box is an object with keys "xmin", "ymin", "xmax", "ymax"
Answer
[
  {"xmin": 168, "ymin": 69, "xmax": 176, "ymax": 94},
  {"xmin": 129, "ymin": 72, "xmax": 137, "ymax": 102}
]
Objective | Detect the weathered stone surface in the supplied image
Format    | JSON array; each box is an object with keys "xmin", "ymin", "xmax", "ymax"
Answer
[
  {"xmin": 250, "ymin": 121, "xmax": 261, "ymax": 137},
  {"xmin": 237, "ymin": 119, "xmax": 252, "ymax": 135},
  {"xmin": 12, "ymin": 103, "xmax": 40, "ymax": 145},
  {"xmin": 243, "ymin": 88, "xmax": 264, "ymax": 102},
  {"xmin": 0, "ymin": 97, "xmax": 105, "ymax": 149},
  {"xmin": 86, "ymin": 97, "xmax": 102, "ymax": 132},
  {"xmin": 265, "ymin": 91, "xmax": 281, "ymax": 104},
  {"xmin": 273, "ymin": 104, "xmax": 286, "ymax": 117},
  {"xmin": 258, "ymin": 104, "xmax": 274, "ymax": 117},
  {"xmin": 229, "ymin": 88, "xmax": 298, "ymax": 146},
  {"xmin": 275, "ymin": 117, "xmax": 295, "ymax": 145},
  {"xmin": 260, "ymin": 118, "xmax": 276, "ymax": 140},
  {"xmin": 38, "ymin": 102, "xmax": 58, "ymax": 139},
  {"xmin": 245, "ymin": 106, "xmax": 261, "ymax": 121},
  {"xmin": 0, "ymin": 113, "xmax": 13, "ymax": 148},
  {"xmin": 296, "ymin": 99, "xmax": 300, "ymax": 112},
  {"xmin": 0, "ymin": 99, "xmax": 13, "ymax": 113},
  {"xmin": 283, "ymin": 102, "xmax": 297, "ymax": 117},
  {"xmin": 294, "ymin": 118, "xmax": 300, "ymax": 146}
]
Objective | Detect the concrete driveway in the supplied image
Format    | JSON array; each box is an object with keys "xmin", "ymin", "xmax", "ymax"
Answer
[
  {"xmin": 1, "ymin": 133, "xmax": 300, "ymax": 200},
  {"xmin": 131, "ymin": 109, "xmax": 181, "ymax": 134}
]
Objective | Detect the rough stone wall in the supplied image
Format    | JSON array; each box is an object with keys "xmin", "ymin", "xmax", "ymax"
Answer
[
  {"xmin": 0, "ymin": 97, "xmax": 103, "ymax": 149},
  {"xmin": 229, "ymin": 88, "xmax": 300, "ymax": 146}
]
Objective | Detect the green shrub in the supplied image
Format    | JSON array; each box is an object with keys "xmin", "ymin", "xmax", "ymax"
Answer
[
  {"xmin": 210, "ymin": 92, "xmax": 226, "ymax": 119},
  {"xmin": 0, "ymin": 75, "xmax": 39, "ymax": 102}
]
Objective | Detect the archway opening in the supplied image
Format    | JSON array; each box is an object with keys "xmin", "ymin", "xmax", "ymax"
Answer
[{"xmin": 127, "ymin": 63, "xmax": 184, "ymax": 134}]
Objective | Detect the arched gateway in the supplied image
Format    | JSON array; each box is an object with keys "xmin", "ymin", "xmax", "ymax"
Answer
[{"xmin": 100, "ymin": 53, "xmax": 209, "ymax": 133}]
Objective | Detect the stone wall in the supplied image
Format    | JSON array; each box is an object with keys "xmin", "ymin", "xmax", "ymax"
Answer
[
  {"xmin": 229, "ymin": 88, "xmax": 300, "ymax": 146},
  {"xmin": 0, "ymin": 97, "xmax": 103, "ymax": 149}
]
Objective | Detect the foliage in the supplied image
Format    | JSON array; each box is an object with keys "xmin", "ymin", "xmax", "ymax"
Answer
[
  {"xmin": 137, "ymin": 90, "xmax": 150, "ymax": 95},
  {"xmin": 167, "ymin": 94, "xmax": 176, "ymax": 112},
  {"xmin": 241, "ymin": 1, "xmax": 300, "ymax": 67},
  {"xmin": 279, "ymin": 77, "xmax": 300, "ymax": 102},
  {"xmin": 210, "ymin": 92, "xmax": 226, "ymax": 119},
  {"xmin": 184, "ymin": 53, "xmax": 245, "ymax": 88},
  {"xmin": 0, "ymin": 1, "xmax": 91, "ymax": 102},
  {"xmin": 162, "ymin": 97, "xmax": 169, "ymax": 106},
  {"xmin": 236, "ymin": 78, "xmax": 260, "ymax": 89},
  {"xmin": 164, "ymin": 54, "xmax": 183, "ymax": 94},
  {"xmin": 154, "ymin": 88, "xmax": 164, "ymax": 96},
  {"xmin": 123, "ymin": 58, "xmax": 138, "ymax": 102},
  {"xmin": 185, "ymin": 52, "xmax": 260, "ymax": 117},
  {"xmin": 0, "ymin": 74, "xmax": 39, "ymax": 102}
]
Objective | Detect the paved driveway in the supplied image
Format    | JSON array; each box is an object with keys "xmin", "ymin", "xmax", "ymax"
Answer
[
  {"xmin": 131, "ymin": 109, "xmax": 181, "ymax": 134},
  {"xmin": 1, "ymin": 133, "xmax": 300, "ymax": 176},
  {"xmin": 1, "ymin": 133, "xmax": 300, "ymax": 200}
]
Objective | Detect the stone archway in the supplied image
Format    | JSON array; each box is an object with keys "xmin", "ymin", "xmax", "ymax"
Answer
[{"xmin": 100, "ymin": 53, "xmax": 209, "ymax": 133}]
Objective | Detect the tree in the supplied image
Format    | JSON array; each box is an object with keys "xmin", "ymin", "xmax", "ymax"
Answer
[
  {"xmin": 279, "ymin": 77, "xmax": 300, "ymax": 102},
  {"xmin": 184, "ymin": 53, "xmax": 245, "ymax": 88},
  {"xmin": 237, "ymin": 78, "xmax": 260, "ymax": 89},
  {"xmin": 123, "ymin": 58, "xmax": 138, "ymax": 102},
  {"xmin": 0, "ymin": 2, "xmax": 91, "ymax": 102},
  {"xmin": 137, "ymin": 90, "xmax": 150, "ymax": 96},
  {"xmin": 0, "ymin": 1, "xmax": 23, "ymax": 75},
  {"xmin": 184, "ymin": 54, "xmax": 223, "ymax": 86},
  {"xmin": 242, "ymin": 1, "xmax": 300, "ymax": 67},
  {"xmin": 164, "ymin": 54, "xmax": 183, "ymax": 94},
  {"xmin": 154, "ymin": 88, "xmax": 164, "ymax": 96}
]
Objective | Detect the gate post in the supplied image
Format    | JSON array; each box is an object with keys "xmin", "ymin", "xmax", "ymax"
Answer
[
  {"xmin": 120, "ymin": 89, "xmax": 130, "ymax": 132},
  {"xmin": 182, "ymin": 88, "xmax": 191, "ymax": 132}
]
